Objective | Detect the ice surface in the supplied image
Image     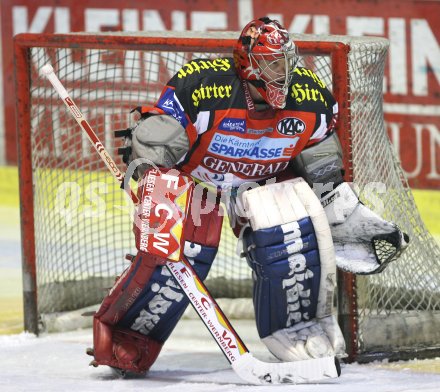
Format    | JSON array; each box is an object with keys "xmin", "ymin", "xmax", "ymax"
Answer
[{"xmin": 2, "ymin": 320, "xmax": 440, "ymax": 392}]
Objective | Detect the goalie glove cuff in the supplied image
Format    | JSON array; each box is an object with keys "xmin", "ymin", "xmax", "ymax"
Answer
[{"xmin": 321, "ymin": 183, "xmax": 409, "ymax": 274}]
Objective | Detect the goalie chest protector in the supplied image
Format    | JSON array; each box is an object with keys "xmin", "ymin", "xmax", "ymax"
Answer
[{"xmin": 141, "ymin": 58, "xmax": 337, "ymax": 188}]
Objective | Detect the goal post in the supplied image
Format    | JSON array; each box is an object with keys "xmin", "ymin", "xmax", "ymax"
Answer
[{"xmin": 14, "ymin": 31, "xmax": 440, "ymax": 363}]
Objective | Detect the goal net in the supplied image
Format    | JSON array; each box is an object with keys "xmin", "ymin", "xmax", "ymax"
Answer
[{"xmin": 15, "ymin": 31, "xmax": 440, "ymax": 362}]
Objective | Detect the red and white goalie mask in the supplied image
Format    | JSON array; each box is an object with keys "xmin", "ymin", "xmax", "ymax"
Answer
[{"xmin": 233, "ymin": 17, "xmax": 299, "ymax": 109}]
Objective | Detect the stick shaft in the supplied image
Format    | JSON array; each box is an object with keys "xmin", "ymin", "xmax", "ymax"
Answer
[
  {"xmin": 165, "ymin": 258, "xmax": 248, "ymax": 363},
  {"xmin": 43, "ymin": 66, "xmax": 139, "ymax": 205}
]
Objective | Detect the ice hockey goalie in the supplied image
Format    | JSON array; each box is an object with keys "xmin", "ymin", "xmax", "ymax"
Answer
[{"xmin": 87, "ymin": 16, "xmax": 408, "ymax": 375}]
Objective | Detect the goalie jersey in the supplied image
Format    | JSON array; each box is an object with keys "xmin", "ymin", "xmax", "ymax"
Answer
[{"xmin": 140, "ymin": 57, "xmax": 338, "ymax": 187}]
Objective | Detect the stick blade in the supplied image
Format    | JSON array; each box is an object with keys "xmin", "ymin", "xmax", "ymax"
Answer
[{"xmin": 232, "ymin": 353, "xmax": 340, "ymax": 385}]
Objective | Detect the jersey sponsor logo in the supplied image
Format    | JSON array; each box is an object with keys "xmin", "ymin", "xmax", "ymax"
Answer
[
  {"xmin": 178, "ymin": 58, "xmax": 231, "ymax": 79},
  {"xmin": 277, "ymin": 117, "xmax": 306, "ymax": 136},
  {"xmin": 212, "ymin": 173, "xmax": 225, "ymax": 181},
  {"xmin": 282, "ymin": 144, "xmax": 296, "ymax": 157},
  {"xmin": 218, "ymin": 118, "xmax": 246, "ymax": 133},
  {"xmin": 157, "ymin": 88, "xmax": 188, "ymax": 128},
  {"xmin": 192, "ymin": 83, "xmax": 233, "ymax": 107},
  {"xmin": 208, "ymin": 133, "xmax": 298, "ymax": 160},
  {"xmin": 202, "ymin": 156, "xmax": 289, "ymax": 177},
  {"xmin": 291, "ymin": 82, "xmax": 329, "ymax": 107},
  {"xmin": 292, "ymin": 66, "xmax": 329, "ymax": 108},
  {"xmin": 247, "ymin": 127, "xmax": 273, "ymax": 135},
  {"xmin": 294, "ymin": 67, "xmax": 326, "ymax": 88}
]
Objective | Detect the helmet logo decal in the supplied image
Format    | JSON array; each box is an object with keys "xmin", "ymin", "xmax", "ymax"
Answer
[{"xmin": 266, "ymin": 30, "xmax": 286, "ymax": 45}]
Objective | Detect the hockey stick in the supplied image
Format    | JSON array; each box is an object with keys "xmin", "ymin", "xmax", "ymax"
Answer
[
  {"xmin": 41, "ymin": 65, "xmax": 139, "ymax": 206},
  {"xmin": 41, "ymin": 63, "xmax": 340, "ymax": 385}
]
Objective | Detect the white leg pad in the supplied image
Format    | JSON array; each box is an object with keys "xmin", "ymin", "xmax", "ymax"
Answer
[{"xmin": 241, "ymin": 178, "xmax": 346, "ymax": 361}]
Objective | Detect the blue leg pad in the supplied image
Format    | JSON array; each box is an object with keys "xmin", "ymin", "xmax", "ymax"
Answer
[
  {"xmin": 243, "ymin": 217, "xmax": 322, "ymax": 338},
  {"xmin": 117, "ymin": 244, "xmax": 217, "ymax": 342}
]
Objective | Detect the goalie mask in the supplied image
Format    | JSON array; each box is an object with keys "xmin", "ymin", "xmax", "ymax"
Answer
[{"xmin": 233, "ymin": 17, "xmax": 298, "ymax": 109}]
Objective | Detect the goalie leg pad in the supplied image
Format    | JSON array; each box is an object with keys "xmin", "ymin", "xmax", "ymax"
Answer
[
  {"xmin": 241, "ymin": 179, "xmax": 346, "ymax": 361},
  {"xmin": 243, "ymin": 223, "xmax": 321, "ymax": 338},
  {"xmin": 92, "ymin": 171, "xmax": 223, "ymax": 373},
  {"xmin": 91, "ymin": 252, "xmax": 166, "ymax": 373},
  {"xmin": 95, "ymin": 252, "xmax": 166, "ymax": 325},
  {"xmin": 91, "ymin": 244, "xmax": 218, "ymax": 374},
  {"xmin": 118, "ymin": 187, "xmax": 224, "ymax": 342},
  {"xmin": 117, "ymin": 242, "xmax": 217, "ymax": 341}
]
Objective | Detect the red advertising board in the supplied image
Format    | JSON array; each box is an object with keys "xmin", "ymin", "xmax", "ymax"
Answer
[{"xmin": 2, "ymin": 0, "xmax": 439, "ymax": 188}]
